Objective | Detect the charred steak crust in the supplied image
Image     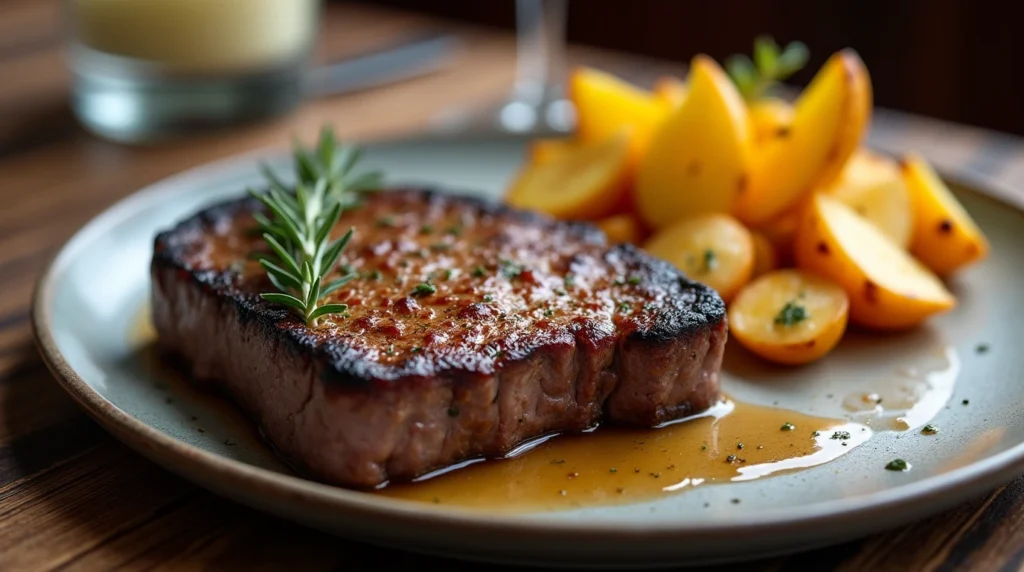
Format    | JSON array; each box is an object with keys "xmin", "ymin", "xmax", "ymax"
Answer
[{"xmin": 151, "ymin": 187, "xmax": 728, "ymax": 488}]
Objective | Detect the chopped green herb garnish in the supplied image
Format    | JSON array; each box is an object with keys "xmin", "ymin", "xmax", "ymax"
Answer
[
  {"xmin": 609, "ymin": 467, "xmax": 617, "ymax": 473},
  {"xmin": 445, "ymin": 225, "xmax": 462, "ymax": 236},
  {"xmin": 703, "ymin": 249, "xmax": 718, "ymax": 271},
  {"xmin": 543, "ymin": 308, "xmax": 555, "ymax": 318},
  {"xmin": 774, "ymin": 301, "xmax": 808, "ymax": 326},
  {"xmin": 448, "ymin": 406, "xmax": 460, "ymax": 417},
  {"xmin": 885, "ymin": 459, "xmax": 909, "ymax": 472},
  {"xmin": 564, "ymin": 273, "xmax": 576, "ymax": 287},
  {"xmin": 976, "ymin": 343, "xmax": 990, "ymax": 354},
  {"xmin": 419, "ymin": 224, "xmax": 433, "ymax": 235},
  {"xmin": 780, "ymin": 422, "xmax": 796, "ymax": 431},
  {"xmin": 444, "ymin": 269, "xmax": 455, "ymax": 281},
  {"xmin": 737, "ymin": 443, "xmax": 744, "ymax": 450},
  {"xmin": 385, "ymin": 343, "xmax": 395, "ymax": 356},
  {"xmin": 627, "ymin": 275, "xmax": 642, "ymax": 285},
  {"xmin": 411, "ymin": 346, "xmax": 423, "ymax": 353},
  {"xmin": 483, "ymin": 294, "xmax": 494, "ymax": 303},
  {"xmin": 831, "ymin": 431, "xmax": 851, "ymax": 440},
  {"xmin": 500, "ymin": 259, "xmax": 523, "ymax": 279},
  {"xmin": 376, "ymin": 216, "xmax": 396, "ymax": 227},
  {"xmin": 365, "ymin": 269, "xmax": 382, "ymax": 281},
  {"xmin": 472, "ymin": 265, "xmax": 487, "ymax": 277},
  {"xmin": 411, "ymin": 282, "xmax": 437, "ymax": 296},
  {"xmin": 725, "ymin": 35, "xmax": 810, "ymax": 101},
  {"xmin": 431, "ymin": 242, "xmax": 450, "ymax": 251},
  {"xmin": 618, "ymin": 302, "xmax": 631, "ymax": 313},
  {"xmin": 921, "ymin": 424, "xmax": 938, "ymax": 435},
  {"xmin": 613, "ymin": 276, "xmax": 625, "ymax": 286},
  {"xmin": 725, "ymin": 455, "xmax": 737, "ymax": 463},
  {"xmin": 962, "ymin": 399, "xmax": 970, "ymax": 405}
]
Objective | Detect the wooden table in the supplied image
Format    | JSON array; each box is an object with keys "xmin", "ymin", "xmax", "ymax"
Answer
[{"xmin": 4, "ymin": 2, "xmax": 1024, "ymax": 570}]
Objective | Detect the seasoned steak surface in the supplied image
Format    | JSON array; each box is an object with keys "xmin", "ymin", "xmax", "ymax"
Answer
[{"xmin": 151, "ymin": 188, "xmax": 728, "ymax": 488}]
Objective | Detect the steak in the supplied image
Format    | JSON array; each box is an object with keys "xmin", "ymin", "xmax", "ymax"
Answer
[{"xmin": 150, "ymin": 187, "xmax": 728, "ymax": 489}]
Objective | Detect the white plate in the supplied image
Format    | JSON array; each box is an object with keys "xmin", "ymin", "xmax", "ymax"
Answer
[{"xmin": 31, "ymin": 134, "xmax": 1024, "ymax": 568}]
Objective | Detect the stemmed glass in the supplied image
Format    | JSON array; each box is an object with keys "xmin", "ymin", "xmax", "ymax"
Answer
[{"xmin": 430, "ymin": 0, "xmax": 575, "ymax": 138}]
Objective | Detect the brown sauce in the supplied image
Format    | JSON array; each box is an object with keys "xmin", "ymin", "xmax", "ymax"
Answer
[
  {"xmin": 377, "ymin": 399, "xmax": 871, "ymax": 511},
  {"xmin": 130, "ymin": 303, "xmax": 871, "ymax": 511}
]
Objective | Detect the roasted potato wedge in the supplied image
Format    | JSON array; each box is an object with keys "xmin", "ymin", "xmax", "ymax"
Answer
[
  {"xmin": 821, "ymin": 148, "xmax": 913, "ymax": 249},
  {"xmin": 735, "ymin": 50, "xmax": 872, "ymax": 225},
  {"xmin": 901, "ymin": 152, "xmax": 990, "ymax": 275},
  {"xmin": 505, "ymin": 129, "xmax": 632, "ymax": 220},
  {"xmin": 654, "ymin": 75, "xmax": 688, "ymax": 110},
  {"xmin": 643, "ymin": 212, "xmax": 754, "ymax": 303},
  {"xmin": 749, "ymin": 97, "xmax": 795, "ymax": 144},
  {"xmin": 794, "ymin": 193, "xmax": 955, "ymax": 330},
  {"xmin": 528, "ymin": 137, "xmax": 578, "ymax": 164},
  {"xmin": 595, "ymin": 213, "xmax": 644, "ymax": 245},
  {"xmin": 569, "ymin": 66, "xmax": 666, "ymax": 164},
  {"xmin": 635, "ymin": 55, "xmax": 753, "ymax": 229},
  {"xmin": 728, "ymin": 269, "xmax": 849, "ymax": 365}
]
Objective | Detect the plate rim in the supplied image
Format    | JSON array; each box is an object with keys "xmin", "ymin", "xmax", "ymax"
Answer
[{"xmin": 28, "ymin": 137, "xmax": 1024, "ymax": 544}]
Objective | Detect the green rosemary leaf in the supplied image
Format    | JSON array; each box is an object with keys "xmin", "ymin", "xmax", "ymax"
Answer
[
  {"xmin": 251, "ymin": 128, "xmax": 378, "ymax": 326},
  {"xmin": 260, "ymin": 292, "xmax": 306, "ymax": 310},
  {"xmin": 262, "ymin": 233, "xmax": 301, "ymax": 276},
  {"xmin": 320, "ymin": 274, "xmax": 356, "ymax": 297},
  {"xmin": 309, "ymin": 303, "xmax": 348, "ymax": 321},
  {"xmin": 258, "ymin": 258, "xmax": 302, "ymax": 289}
]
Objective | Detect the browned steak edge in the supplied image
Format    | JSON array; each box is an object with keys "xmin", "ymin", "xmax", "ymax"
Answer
[{"xmin": 151, "ymin": 187, "xmax": 728, "ymax": 391}]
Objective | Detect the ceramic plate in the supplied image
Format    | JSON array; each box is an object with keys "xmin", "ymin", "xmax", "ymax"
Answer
[{"xmin": 31, "ymin": 133, "xmax": 1024, "ymax": 569}]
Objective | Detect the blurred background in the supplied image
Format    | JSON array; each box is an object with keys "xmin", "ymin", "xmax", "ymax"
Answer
[{"xmin": 352, "ymin": 0, "xmax": 1024, "ymax": 137}]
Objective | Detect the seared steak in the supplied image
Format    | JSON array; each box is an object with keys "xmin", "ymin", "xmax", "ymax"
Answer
[{"xmin": 151, "ymin": 188, "xmax": 728, "ymax": 488}]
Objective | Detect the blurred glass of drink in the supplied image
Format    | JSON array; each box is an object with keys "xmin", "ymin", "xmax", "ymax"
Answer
[{"xmin": 63, "ymin": 0, "xmax": 321, "ymax": 143}]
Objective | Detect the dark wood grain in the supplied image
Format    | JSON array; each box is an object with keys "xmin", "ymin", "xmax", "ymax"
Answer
[{"xmin": 2, "ymin": 1, "xmax": 1024, "ymax": 570}]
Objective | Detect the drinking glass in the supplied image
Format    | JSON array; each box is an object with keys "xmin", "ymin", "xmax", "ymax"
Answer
[
  {"xmin": 62, "ymin": 0, "xmax": 321, "ymax": 143},
  {"xmin": 432, "ymin": 0, "xmax": 575, "ymax": 137}
]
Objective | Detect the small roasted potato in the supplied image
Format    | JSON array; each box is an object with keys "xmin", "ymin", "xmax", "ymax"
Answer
[
  {"xmin": 901, "ymin": 152, "xmax": 990, "ymax": 275},
  {"xmin": 793, "ymin": 193, "xmax": 956, "ymax": 330},
  {"xmin": 643, "ymin": 212, "xmax": 754, "ymax": 303},
  {"xmin": 728, "ymin": 269, "xmax": 849, "ymax": 365},
  {"xmin": 635, "ymin": 55, "xmax": 753, "ymax": 229},
  {"xmin": 505, "ymin": 129, "xmax": 632, "ymax": 220},
  {"xmin": 569, "ymin": 66, "xmax": 667, "ymax": 164},
  {"xmin": 749, "ymin": 97, "xmax": 795, "ymax": 144},
  {"xmin": 820, "ymin": 148, "xmax": 913, "ymax": 249},
  {"xmin": 734, "ymin": 49, "xmax": 873, "ymax": 225},
  {"xmin": 595, "ymin": 213, "xmax": 644, "ymax": 245},
  {"xmin": 751, "ymin": 231, "xmax": 779, "ymax": 277}
]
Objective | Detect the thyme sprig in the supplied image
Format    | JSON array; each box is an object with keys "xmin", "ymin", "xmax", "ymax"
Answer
[{"xmin": 248, "ymin": 127, "xmax": 383, "ymax": 327}]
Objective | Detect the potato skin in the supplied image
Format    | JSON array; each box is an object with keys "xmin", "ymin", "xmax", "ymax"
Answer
[
  {"xmin": 901, "ymin": 153, "xmax": 990, "ymax": 276},
  {"xmin": 793, "ymin": 194, "xmax": 955, "ymax": 331}
]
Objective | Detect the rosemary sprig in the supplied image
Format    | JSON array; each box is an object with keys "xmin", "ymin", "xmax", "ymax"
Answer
[
  {"xmin": 248, "ymin": 127, "xmax": 383, "ymax": 327},
  {"xmin": 725, "ymin": 35, "xmax": 809, "ymax": 101}
]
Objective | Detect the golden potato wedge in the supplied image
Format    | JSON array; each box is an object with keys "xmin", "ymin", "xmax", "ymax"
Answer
[
  {"xmin": 635, "ymin": 55, "xmax": 753, "ymax": 229},
  {"xmin": 643, "ymin": 213, "xmax": 754, "ymax": 303},
  {"xmin": 901, "ymin": 152, "xmax": 990, "ymax": 275},
  {"xmin": 751, "ymin": 231, "xmax": 779, "ymax": 277},
  {"xmin": 595, "ymin": 213, "xmax": 644, "ymax": 245},
  {"xmin": 820, "ymin": 148, "xmax": 913, "ymax": 248},
  {"xmin": 505, "ymin": 129, "xmax": 632, "ymax": 220},
  {"xmin": 728, "ymin": 269, "xmax": 849, "ymax": 365},
  {"xmin": 528, "ymin": 137, "xmax": 578, "ymax": 164},
  {"xmin": 654, "ymin": 75, "xmax": 688, "ymax": 110},
  {"xmin": 569, "ymin": 67, "xmax": 666, "ymax": 164},
  {"xmin": 735, "ymin": 49, "xmax": 873, "ymax": 225},
  {"xmin": 749, "ymin": 97, "xmax": 795, "ymax": 144},
  {"xmin": 793, "ymin": 193, "xmax": 955, "ymax": 330}
]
